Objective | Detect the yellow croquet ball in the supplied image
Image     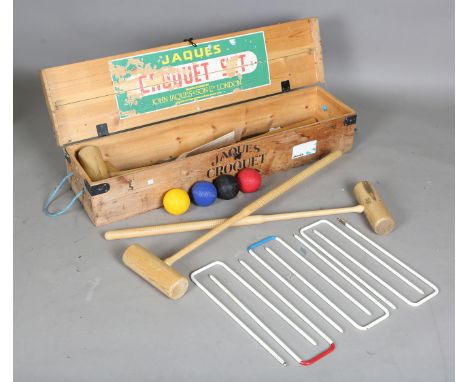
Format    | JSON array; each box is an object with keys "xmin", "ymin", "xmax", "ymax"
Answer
[{"xmin": 163, "ymin": 188, "xmax": 191, "ymax": 215}]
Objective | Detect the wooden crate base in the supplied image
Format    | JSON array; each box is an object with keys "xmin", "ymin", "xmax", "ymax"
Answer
[{"xmin": 66, "ymin": 86, "xmax": 356, "ymax": 226}]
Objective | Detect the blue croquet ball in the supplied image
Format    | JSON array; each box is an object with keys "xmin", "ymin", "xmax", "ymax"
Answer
[{"xmin": 190, "ymin": 181, "xmax": 218, "ymax": 207}]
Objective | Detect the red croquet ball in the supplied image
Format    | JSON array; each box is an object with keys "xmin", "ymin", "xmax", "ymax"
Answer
[{"xmin": 237, "ymin": 168, "xmax": 262, "ymax": 193}]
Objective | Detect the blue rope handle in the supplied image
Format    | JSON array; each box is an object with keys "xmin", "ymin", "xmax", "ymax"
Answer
[{"xmin": 43, "ymin": 172, "xmax": 84, "ymax": 217}]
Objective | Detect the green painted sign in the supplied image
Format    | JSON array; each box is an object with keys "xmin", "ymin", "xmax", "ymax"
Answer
[{"xmin": 109, "ymin": 31, "xmax": 270, "ymax": 119}]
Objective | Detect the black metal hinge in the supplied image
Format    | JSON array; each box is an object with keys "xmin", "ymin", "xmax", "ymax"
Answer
[
  {"xmin": 96, "ymin": 123, "xmax": 109, "ymax": 137},
  {"xmin": 281, "ymin": 80, "xmax": 291, "ymax": 93},
  {"xmin": 344, "ymin": 115, "xmax": 357, "ymax": 126},
  {"xmin": 84, "ymin": 180, "xmax": 110, "ymax": 196}
]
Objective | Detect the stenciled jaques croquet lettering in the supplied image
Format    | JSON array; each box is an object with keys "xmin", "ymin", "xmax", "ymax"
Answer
[
  {"xmin": 109, "ymin": 32, "xmax": 271, "ymax": 119},
  {"xmin": 207, "ymin": 144, "xmax": 266, "ymax": 178}
]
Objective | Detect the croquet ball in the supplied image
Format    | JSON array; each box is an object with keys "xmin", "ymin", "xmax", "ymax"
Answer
[
  {"xmin": 237, "ymin": 168, "xmax": 262, "ymax": 193},
  {"xmin": 214, "ymin": 174, "xmax": 240, "ymax": 200},
  {"xmin": 190, "ymin": 181, "xmax": 217, "ymax": 207},
  {"xmin": 163, "ymin": 188, "xmax": 190, "ymax": 215}
]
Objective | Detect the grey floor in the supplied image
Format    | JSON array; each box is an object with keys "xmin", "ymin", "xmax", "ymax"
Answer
[{"xmin": 14, "ymin": 1, "xmax": 454, "ymax": 381}]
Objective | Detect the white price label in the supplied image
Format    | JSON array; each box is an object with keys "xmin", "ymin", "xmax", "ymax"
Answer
[{"xmin": 292, "ymin": 140, "xmax": 317, "ymax": 159}]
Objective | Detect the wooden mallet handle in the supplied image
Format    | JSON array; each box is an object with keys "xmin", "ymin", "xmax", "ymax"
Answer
[
  {"xmin": 163, "ymin": 150, "xmax": 343, "ymax": 266},
  {"xmin": 105, "ymin": 205, "xmax": 364, "ymax": 240}
]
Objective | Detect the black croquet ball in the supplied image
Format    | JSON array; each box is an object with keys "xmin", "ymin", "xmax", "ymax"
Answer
[{"xmin": 213, "ymin": 174, "xmax": 240, "ymax": 200}]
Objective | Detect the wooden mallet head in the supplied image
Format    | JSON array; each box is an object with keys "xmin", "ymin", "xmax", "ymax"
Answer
[
  {"xmin": 78, "ymin": 145, "xmax": 147, "ymax": 180},
  {"xmin": 77, "ymin": 146, "xmax": 109, "ymax": 181},
  {"xmin": 123, "ymin": 244, "xmax": 189, "ymax": 300},
  {"xmin": 353, "ymin": 181, "xmax": 395, "ymax": 235}
]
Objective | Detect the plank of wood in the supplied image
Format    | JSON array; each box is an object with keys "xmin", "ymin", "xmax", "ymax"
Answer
[
  {"xmin": 41, "ymin": 18, "xmax": 325, "ymax": 145},
  {"xmin": 66, "ymin": 86, "xmax": 324, "ymax": 170},
  {"xmin": 44, "ymin": 19, "xmax": 317, "ymax": 92},
  {"xmin": 72, "ymin": 87, "xmax": 355, "ymax": 193}
]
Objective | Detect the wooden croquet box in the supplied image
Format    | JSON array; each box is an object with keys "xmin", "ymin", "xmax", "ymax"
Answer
[{"xmin": 40, "ymin": 17, "xmax": 357, "ymax": 226}]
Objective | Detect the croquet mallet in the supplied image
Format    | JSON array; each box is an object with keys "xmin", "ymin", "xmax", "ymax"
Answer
[{"xmin": 122, "ymin": 150, "xmax": 345, "ymax": 300}]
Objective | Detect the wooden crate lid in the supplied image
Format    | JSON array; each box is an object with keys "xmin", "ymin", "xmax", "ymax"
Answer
[{"xmin": 41, "ymin": 18, "xmax": 325, "ymax": 146}]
